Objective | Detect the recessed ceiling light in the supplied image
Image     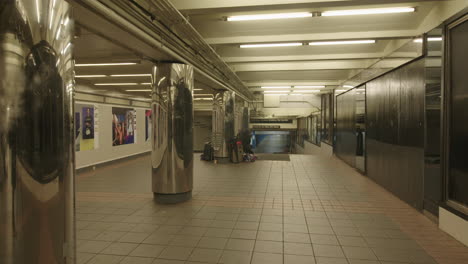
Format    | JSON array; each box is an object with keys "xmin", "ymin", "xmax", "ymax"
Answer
[
  {"xmin": 76, "ymin": 75, "xmax": 107, "ymax": 78},
  {"xmin": 241, "ymin": 43, "xmax": 302, "ymax": 48},
  {"xmin": 322, "ymin": 7, "xmax": 415, "ymax": 17},
  {"xmin": 227, "ymin": 12, "xmax": 312, "ymax": 21},
  {"xmin": 294, "ymin": 85, "xmax": 325, "ymax": 89},
  {"xmin": 261, "ymin": 86, "xmax": 291, "ymax": 89},
  {"xmin": 95, "ymin": 83, "xmax": 139, "ymax": 86},
  {"xmin": 309, "ymin": 40, "xmax": 375, "ymax": 46},
  {"xmin": 110, "ymin": 74, "xmax": 152, "ymax": 77},
  {"xmin": 76, "ymin": 62, "xmax": 138, "ymax": 67},
  {"xmin": 264, "ymin": 90, "xmax": 290, "ymax": 93},
  {"xmin": 125, "ymin": 89, "xmax": 152, "ymax": 92}
]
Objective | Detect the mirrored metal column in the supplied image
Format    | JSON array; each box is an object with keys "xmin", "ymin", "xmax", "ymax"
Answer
[
  {"xmin": 212, "ymin": 91, "xmax": 235, "ymax": 158},
  {"xmin": 0, "ymin": 0, "xmax": 75, "ymax": 263},
  {"xmin": 151, "ymin": 63, "xmax": 194, "ymax": 203}
]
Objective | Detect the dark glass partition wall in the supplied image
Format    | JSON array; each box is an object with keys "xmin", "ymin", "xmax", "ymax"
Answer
[
  {"xmin": 424, "ymin": 25, "xmax": 443, "ymax": 216},
  {"xmin": 321, "ymin": 93, "xmax": 333, "ymax": 145},
  {"xmin": 443, "ymin": 14, "xmax": 468, "ymax": 215},
  {"xmin": 335, "ymin": 89, "xmax": 357, "ymax": 168}
]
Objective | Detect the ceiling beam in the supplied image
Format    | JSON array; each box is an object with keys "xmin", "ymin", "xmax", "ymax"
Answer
[
  {"xmin": 231, "ymin": 59, "xmax": 378, "ymax": 72},
  {"xmin": 205, "ymin": 30, "xmax": 417, "ymax": 45},
  {"xmin": 170, "ymin": 0, "xmax": 348, "ymax": 10},
  {"xmin": 223, "ymin": 52, "xmax": 385, "ymax": 63},
  {"xmin": 417, "ymin": 0, "xmax": 468, "ymax": 34},
  {"xmin": 245, "ymin": 80, "xmax": 341, "ymax": 86}
]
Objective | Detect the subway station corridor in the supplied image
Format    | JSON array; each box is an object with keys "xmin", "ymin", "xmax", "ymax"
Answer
[
  {"xmin": 76, "ymin": 155, "xmax": 468, "ymax": 264},
  {"xmin": 2, "ymin": 1, "xmax": 468, "ymax": 264}
]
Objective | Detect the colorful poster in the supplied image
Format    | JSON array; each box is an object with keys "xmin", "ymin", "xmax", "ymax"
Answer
[
  {"xmin": 112, "ymin": 107, "xmax": 137, "ymax": 146},
  {"xmin": 82, "ymin": 107, "xmax": 94, "ymax": 139},
  {"xmin": 145, "ymin": 110, "xmax": 152, "ymax": 142},
  {"xmin": 75, "ymin": 104, "xmax": 97, "ymax": 151},
  {"xmin": 75, "ymin": 112, "xmax": 80, "ymax": 151}
]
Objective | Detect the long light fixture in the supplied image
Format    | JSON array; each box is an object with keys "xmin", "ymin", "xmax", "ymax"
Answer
[
  {"xmin": 110, "ymin": 74, "xmax": 151, "ymax": 77},
  {"xmin": 264, "ymin": 90, "xmax": 290, "ymax": 93},
  {"xmin": 227, "ymin": 12, "xmax": 312, "ymax": 22},
  {"xmin": 343, "ymin": 85, "xmax": 354, "ymax": 88},
  {"xmin": 76, "ymin": 62, "xmax": 138, "ymax": 67},
  {"xmin": 95, "ymin": 83, "xmax": 139, "ymax": 86},
  {"xmin": 413, "ymin": 37, "xmax": 442, "ymax": 43},
  {"xmin": 309, "ymin": 40, "xmax": 375, "ymax": 46},
  {"xmin": 290, "ymin": 93, "xmax": 303, "ymax": 95},
  {"xmin": 294, "ymin": 90, "xmax": 320, "ymax": 93},
  {"xmin": 322, "ymin": 7, "xmax": 415, "ymax": 17},
  {"xmin": 265, "ymin": 94, "xmax": 288, "ymax": 96},
  {"xmin": 240, "ymin": 43, "xmax": 302, "ymax": 48},
  {"xmin": 125, "ymin": 89, "xmax": 151, "ymax": 92},
  {"xmin": 76, "ymin": 75, "xmax": 107, "ymax": 78},
  {"xmin": 261, "ymin": 86, "xmax": 291, "ymax": 89},
  {"xmin": 294, "ymin": 85, "xmax": 325, "ymax": 89}
]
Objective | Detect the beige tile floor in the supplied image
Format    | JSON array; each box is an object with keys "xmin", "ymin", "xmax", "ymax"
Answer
[{"xmin": 76, "ymin": 154, "xmax": 468, "ymax": 264}]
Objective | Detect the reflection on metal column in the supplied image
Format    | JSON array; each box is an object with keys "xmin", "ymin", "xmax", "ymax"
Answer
[
  {"xmin": 212, "ymin": 91, "xmax": 235, "ymax": 158},
  {"xmin": 0, "ymin": 0, "xmax": 75, "ymax": 263},
  {"xmin": 151, "ymin": 63, "xmax": 194, "ymax": 203}
]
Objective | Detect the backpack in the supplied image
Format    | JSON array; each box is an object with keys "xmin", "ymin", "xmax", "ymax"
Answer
[{"xmin": 201, "ymin": 142, "xmax": 214, "ymax": 161}]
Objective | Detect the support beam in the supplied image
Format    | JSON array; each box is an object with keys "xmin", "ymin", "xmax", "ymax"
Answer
[
  {"xmin": 205, "ymin": 30, "xmax": 417, "ymax": 45},
  {"xmin": 171, "ymin": 0, "xmax": 348, "ymax": 10},
  {"xmin": 231, "ymin": 59, "xmax": 378, "ymax": 72}
]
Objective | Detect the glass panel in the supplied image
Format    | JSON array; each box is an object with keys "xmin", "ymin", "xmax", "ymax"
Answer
[
  {"xmin": 424, "ymin": 25, "xmax": 443, "ymax": 216},
  {"xmin": 448, "ymin": 17, "xmax": 468, "ymax": 208},
  {"xmin": 355, "ymin": 86, "xmax": 366, "ymax": 172}
]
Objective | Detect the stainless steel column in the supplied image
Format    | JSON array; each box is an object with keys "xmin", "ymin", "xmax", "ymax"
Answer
[
  {"xmin": 212, "ymin": 91, "xmax": 236, "ymax": 158},
  {"xmin": 151, "ymin": 63, "xmax": 194, "ymax": 203},
  {"xmin": 0, "ymin": 0, "xmax": 75, "ymax": 263}
]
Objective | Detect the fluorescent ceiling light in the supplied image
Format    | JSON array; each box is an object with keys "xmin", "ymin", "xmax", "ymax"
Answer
[
  {"xmin": 95, "ymin": 83, "xmax": 139, "ymax": 86},
  {"xmin": 76, "ymin": 75, "xmax": 107, "ymax": 78},
  {"xmin": 125, "ymin": 89, "xmax": 151, "ymax": 92},
  {"xmin": 322, "ymin": 7, "xmax": 415, "ymax": 17},
  {"xmin": 227, "ymin": 12, "xmax": 312, "ymax": 21},
  {"xmin": 343, "ymin": 85, "xmax": 354, "ymax": 88},
  {"xmin": 309, "ymin": 40, "xmax": 375, "ymax": 46},
  {"xmin": 294, "ymin": 85, "xmax": 325, "ymax": 89},
  {"xmin": 140, "ymin": 83, "xmax": 152, "ymax": 85},
  {"xmin": 265, "ymin": 94, "xmax": 288, "ymax": 96},
  {"xmin": 296, "ymin": 90, "xmax": 320, "ymax": 93},
  {"xmin": 241, "ymin": 43, "xmax": 302, "ymax": 48},
  {"xmin": 261, "ymin": 86, "xmax": 291, "ymax": 89},
  {"xmin": 335, "ymin": 89, "xmax": 346, "ymax": 92},
  {"xmin": 264, "ymin": 90, "xmax": 290, "ymax": 93},
  {"xmin": 290, "ymin": 93, "xmax": 303, "ymax": 95},
  {"xmin": 414, "ymin": 37, "xmax": 442, "ymax": 43},
  {"xmin": 110, "ymin": 74, "xmax": 152, "ymax": 77},
  {"xmin": 76, "ymin": 62, "xmax": 138, "ymax": 67}
]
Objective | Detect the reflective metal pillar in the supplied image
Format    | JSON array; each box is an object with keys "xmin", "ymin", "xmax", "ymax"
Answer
[
  {"xmin": 212, "ymin": 91, "xmax": 236, "ymax": 158},
  {"xmin": 0, "ymin": 0, "xmax": 75, "ymax": 263},
  {"xmin": 151, "ymin": 63, "xmax": 194, "ymax": 203}
]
